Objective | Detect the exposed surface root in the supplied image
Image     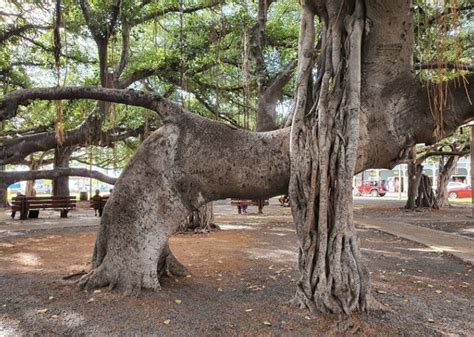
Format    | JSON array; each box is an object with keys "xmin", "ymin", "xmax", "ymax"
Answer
[{"xmin": 157, "ymin": 249, "xmax": 190, "ymax": 278}]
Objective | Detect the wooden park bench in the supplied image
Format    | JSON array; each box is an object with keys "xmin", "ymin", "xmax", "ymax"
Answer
[
  {"xmin": 12, "ymin": 196, "xmax": 76, "ymax": 220},
  {"xmin": 230, "ymin": 199, "xmax": 269, "ymax": 214}
]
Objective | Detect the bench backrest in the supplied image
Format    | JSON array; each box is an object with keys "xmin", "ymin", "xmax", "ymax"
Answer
[
  {"xmin": 230, "ymin": 199, "xmax": 269, "ymax": 206},
  {"xmin": 12, "ymin": 196, "xmax": 76, "ymax": 211}
]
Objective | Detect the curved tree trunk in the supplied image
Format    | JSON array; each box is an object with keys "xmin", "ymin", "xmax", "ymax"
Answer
[
  {"xmin": 289, "ymin": 0, "xmax": 369, "ymax": 314},
  {"xmin": 77, "ymin": 115, "xmax": 291, "ymax": 293}
]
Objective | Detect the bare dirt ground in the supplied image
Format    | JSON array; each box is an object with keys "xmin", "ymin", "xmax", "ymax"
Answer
[{"xmin": 0, "ymin": 200, "xmax": 473, "ymax": 336}]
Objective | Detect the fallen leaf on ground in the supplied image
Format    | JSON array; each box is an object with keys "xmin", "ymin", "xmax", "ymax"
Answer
[
  {"xmin": 86, "ymin": 298, "xmax": 95, "ymax": 303},
  {"xmin": 93, "ymin": 290, "xmax": 101, "ymax": 294},
  {"xmin": 51, "ymin": 314, "xmax": 59, "ymax": 319},
  {"xmin": 435, "ymin": 290, "xmax": 442, "ymax": 294},
  {"xmin": 263, "ymin": 321, "xmax": 272, "ymax": 326},
  {"xmin": 217, "ymin": 288, "xmax": 223, "ymax": 292},
  {"xmin": 37, "ymin": 308, "xmax": 48, "ymax": 314},
  {"xmin": 175, "ymin": 299, "xmax": 182, "ymax": 304},
  {"xmin": 163, "ymin": 319, "xmax": 171, "ymax": 325},
  {"xmin": 376, "ymin": 290, "xmax": 387, "ymax": 294},
  {"xmin": 245, "ymin": 309, "xmax": 253, "ymax": 312}
]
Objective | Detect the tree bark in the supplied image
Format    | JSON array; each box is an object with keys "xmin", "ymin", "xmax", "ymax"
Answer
[
  {"xmin": 0, "ymin": 182, "xmax": 7, "ymax": 208},
  {"xmin": 436, "ymin": 155, "xmax": 460, "ymax": 207},
  {"xmin": 53, "ymin": 147, "xmax": 73, "ymax": 197},
  {"xmin": 77, "ymin": 113, "xmax": 291, "ymax": 293},
  {"xmin": 179, "ymin": 202, "xmax": 217, "ymax": 233},
  {"xmin": 405, "ymin": 163, "xmax": 423, "ymax": 210},
  {"xmin": 288, "ymin": 0, "xmax": 369, "ymax": 314},
  {"xmin": 415, "ymin": 174, "xmax": 438, "ymax": 209},
  {"xmin": 25, "ymin": 159, "xmax": 42, "ymax": 197}
]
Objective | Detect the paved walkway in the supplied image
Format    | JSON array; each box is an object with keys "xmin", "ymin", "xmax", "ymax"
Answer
[{"xmin": 356, "ymin": 216, "xmax": 474, "ymax": 265}]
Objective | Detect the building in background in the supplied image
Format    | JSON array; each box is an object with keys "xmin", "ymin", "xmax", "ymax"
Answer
[{"xmin": 354, "ymin": 157, "xmax": 471, "ymax": 193}]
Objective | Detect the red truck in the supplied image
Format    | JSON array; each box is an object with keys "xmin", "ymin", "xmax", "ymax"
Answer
[{"xmin": 356, "ymin": 181, "xmax": 387, "ymax": 197}]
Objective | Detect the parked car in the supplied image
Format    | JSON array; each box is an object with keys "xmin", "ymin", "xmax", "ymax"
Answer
[
  {"xmin": 356, "ymin": 181, "xmax": 387, "ymax": 197},
  {"xmin": 447, "ymin": 183, "xmax": 472, "ymax": 199}
]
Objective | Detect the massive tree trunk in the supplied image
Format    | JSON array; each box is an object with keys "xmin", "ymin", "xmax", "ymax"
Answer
[
  {"xmin": 289, "ymin": 0, "xmax": 368, "ymax": 314},
  {"xmin": 77, "ymin": 114, "xmax": 291, "ymax": 293},
  {"xmin": 53, "ymin": 146, "xmax": 73, "ymax": 197}
]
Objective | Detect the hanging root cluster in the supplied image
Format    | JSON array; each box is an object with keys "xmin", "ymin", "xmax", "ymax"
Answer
[{"xmin": 289, "ymin": 0, "xmax": 369, "ymax": 314}]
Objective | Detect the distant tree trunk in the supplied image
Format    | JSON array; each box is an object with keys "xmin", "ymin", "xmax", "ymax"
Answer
[
  {"xmin": 0, "ymin": 182, "xmax": 7, "ymax": 208},
  {"xmin": 179, "ymin": 202, "xmax": 218, "ymax": 233},
  {"xmin": 416, "ymin": 174, "xmax": 438, "ymax": 209},
  {"xmin": 0, "ymin": 121, "xmax": 6, "ymax": 207},
  {"xmin": 53, "ymin": 147, "xmax": 73, "ymax": 197},
  {"xmin": 25, "ymin": 160, "xmax": 41, "ymax": 197},
  {"xmin": 405, "ymin": 162, "xmax": 423, "ymax": 209},
  {"xmin": 436, "ymin": 154, "xmax": 460, "ymax": 207}
]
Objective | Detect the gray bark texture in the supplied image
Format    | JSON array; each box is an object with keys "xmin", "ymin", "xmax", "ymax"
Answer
[
  {"xmin": 436, "ymin": 155, "xmax": 459, "ymax": 207},
  {"xmin": 77, "ymin": 113, "xmax": 290, "ymax": 293},
  {"xmin": 289, "ymin": 0, "xmax": 368, "ymax": 314},
  {"xmin": 405, "ymin": 162, "xmax": 423, "ymax": 210}
]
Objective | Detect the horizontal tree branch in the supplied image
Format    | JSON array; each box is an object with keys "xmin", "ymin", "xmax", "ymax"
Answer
[
  {"xmin": 133, "ymin": 0, "xmax": 220, "ymax": 25},
  {"xmin": 0, "ymin": 24, "xmax": 50, "ymax": 44},
  {"xmin": 1, "ymin": 168, "xmax": 117, "ymax": 186},
  {"xmin": 0, "ymin": 123, "xmax": 147, "ymax": 166},
  {"xmin": 0, "ymin": 86, "xmax": 177, "ymax": 121}
]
